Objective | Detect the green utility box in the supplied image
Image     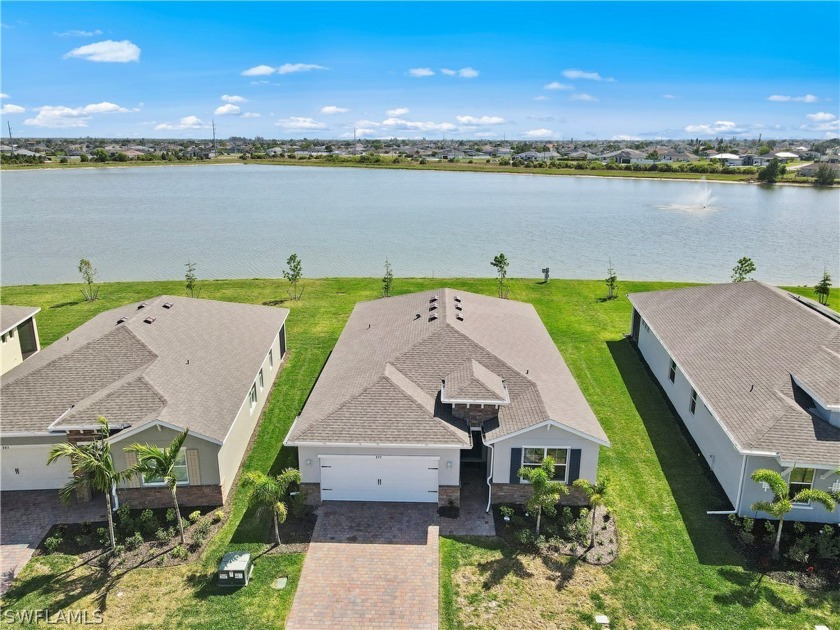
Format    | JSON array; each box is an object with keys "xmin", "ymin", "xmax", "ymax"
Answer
[{"xmin": 217, "ymin": 552, "xmax": 253, "ymax": 587}]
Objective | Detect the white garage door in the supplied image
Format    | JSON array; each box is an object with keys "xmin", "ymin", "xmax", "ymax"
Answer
[
  {"xmin": 1, "ymin": 444, "xmax": 72, "ymax": 491},
  {"xmin": 320, "ymin": 455, "xmax": 439, "ymax": 503}
]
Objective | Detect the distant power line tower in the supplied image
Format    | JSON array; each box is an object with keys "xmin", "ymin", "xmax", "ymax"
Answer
[{"xmin": 212, "ymin": 119, "xmax": 218, "ymax": 156}]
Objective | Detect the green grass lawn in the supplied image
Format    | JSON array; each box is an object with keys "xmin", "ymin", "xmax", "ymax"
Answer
[{"xmin": 1, "ymin": 277, "xmax": 838, "ymax": 628}]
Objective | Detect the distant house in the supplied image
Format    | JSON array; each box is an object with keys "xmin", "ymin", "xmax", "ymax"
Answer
[
  {"xmin": 629, "ymin": 282, "xmax": 839, "ymax": 524},
  {"xmin": 514, "ymin": 150, "xmax": 559, "ymax": 161},
  {"xmin": 0, "ymin": 296, "xmax": 288, "ymax": 507},
  {"xmin": 285, "ymin": 289, "xmax": 609, "ymax": 507},
  {"xmin": 599, "ymin": 149, "xmax": 648, "ymax": 164},
  {"xmin": 662, "ymin": 151, "xmax": 699, "ymax": 162},
  {"xmin": 0, "ymin": 306, "xmax": 41, "ymax": 376},
  {"xmin": 798, "ymin": 162, "xmax": 840, "ymax": 177}
]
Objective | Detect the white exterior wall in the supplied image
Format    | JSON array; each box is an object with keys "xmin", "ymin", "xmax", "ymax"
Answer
[
  {"xmin": 1, "ymin": 330, "xmax": 24, "ymax": 375},
  {"xmin": 217, "ymin": 326, "xmax": 284, "ymax": 499},
  {"xmin": 490, "ymin": 423, "xmax": 600, "ymax": 485},
  {"xmin": 741, "ymin": 456, "xmax": 839, "ymax": 524},
  {"xmin": 297, "ymin": 445, "xmax": 463, "ymax": 487},
  {"xmin": 636, "ymin": 315, "xmax": 744, "ymax": 507}
]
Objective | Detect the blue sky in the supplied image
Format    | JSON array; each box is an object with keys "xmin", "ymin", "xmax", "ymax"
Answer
[{"xmin": 1, "ymin": 1, "xmax": 838, "ymax": 140}]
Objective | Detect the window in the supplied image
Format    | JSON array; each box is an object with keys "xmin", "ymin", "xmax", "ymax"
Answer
[
  {"xmin": 258, "ymin": 368, "xmax": 264, "ymax": 391},
  {"xmin": 521, "ymin": 447, "xmax": 568, "ymax": 482},
  {"xmin": 789, "ymin": 468, "xmax": 815, "ymax": 504},
  {"xmin": 248, "ymin": 383, "xmax": 258, "ymax": 412},
  {"xmin": 668, "ymin": 359, "xmax": 677, "ymax": 383},
  {"xmin": 142, "ymin": 449, "xmax": 189, "ymax": 486},
  {"xmin": 689, "ymin": 389, "xmax": 698, "ymax": 415},
  {"xmin": 8, "ymin": 329, "xmax": 13, "ymax": 339},
  {"xmin": 269, "ymin": 349, "xmax": 274, "ymax": 370}
]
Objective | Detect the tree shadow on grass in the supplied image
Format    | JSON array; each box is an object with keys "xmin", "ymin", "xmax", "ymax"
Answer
[
  {"xmin": 713, "ymin": 567, "xmax": 802, "ymax": 614},
  {"xmin": 607, "ymin": 338, "xmax": 744, "ymax": 567},
  {"xmin": 50, "ymin": 300, "xmax": 83, "ymax": 309},
  {"xmin": 540, "ymin": 554, "xmax": 578, "ymax": 591},
  {"xmin": 476, "ymin": 545, "xmax": 533, "ymax": 590}
]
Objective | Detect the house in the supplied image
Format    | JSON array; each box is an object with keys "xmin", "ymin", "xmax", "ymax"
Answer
[
  {"xmin": 284, "ymin": 289, "xmax": 609, "ymax": 508},
  {"xmin": 0, "ymin": 306, "xmax": 41, "ymax": 376},
  {"xmin": 798, "ymin": 162, "xmax": 840, "ymax": 177},
  {"xmin": 0, "ymin": 296, "xmax": 288, "ymax": 507},
  {"xmin": 628, "ymin": 282, "xmax": 839, "ymax": 524},
  {"xmin": 599, "ymin": 149, "xmax": 648, "ymax": 165}
]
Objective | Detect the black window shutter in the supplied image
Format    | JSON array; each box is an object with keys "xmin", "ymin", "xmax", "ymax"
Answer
[
  {"xmin": 568, "ymin": 449, "xmax": 582, "ymax": 482},
  {"xmin": 509, "ymin": 448, "xmax": 522, "ymax": 483}
]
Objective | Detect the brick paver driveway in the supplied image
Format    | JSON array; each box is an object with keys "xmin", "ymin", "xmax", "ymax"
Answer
[
  {"xmin": 0, "ymin": 491, "xmax": 107, "ymax": 594},
  {"xmin": 286, "ymin": 502, "xmax": 439, "ymax": 629}
]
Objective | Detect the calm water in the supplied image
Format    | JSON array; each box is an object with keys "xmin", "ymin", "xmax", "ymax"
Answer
[{"xmin": 1, "ymin": 164, "xmax": 838, "ymax": 285}]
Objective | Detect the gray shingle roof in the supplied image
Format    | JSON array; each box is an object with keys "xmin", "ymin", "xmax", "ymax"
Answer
[
  {"xmin": 1, "ymin": 296, "xmax": 288, "ymax": 442},
  {"xmin": 444, "ymin": 359, "xmax": 507, "ymax": 403},
  {"xmin": 0, "ymin": 305, "xmax": 40, "ymax": 335},
  {"xmin": 287, "ymin": 289, "xmax": 608, "ymax": 447},
  {"xmin": 628, "ymin": 281, "xmax": 840, "ymax": 464}
]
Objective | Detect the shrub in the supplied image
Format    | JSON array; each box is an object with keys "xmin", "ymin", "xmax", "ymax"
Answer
[
  {"xmin": 290, "ymin": 492, "xmax": 309, "ymax": 519},
  {"xmin": 116, "ymin": 504, "xmax": 135, "ymax": 536},
  {"xmin": 815, "ymin": 525, "xmax": 840, "ymax": 560},
  {"xmin": 188, "ymin": 510, "xmax": 202, "ymax": 523},
  {"xmin": 44, "ymin": 536, "xmax": 62, "ymax": 554},
  {"xmin": 196, "ymin": 518, "xmax": 212, "ymax": 537},
  {"xmin": 74, "ymin": 535, "xmax": 89, "ymax": 548},
  {"xmin": 97, "ymin": 527, "xmax": 110, "ymax": 547},
  {"xmin": 155, "ymin": 528, "xmax": 170, "ymax": 542},
  {"xmin": 170, "ymin": 545, "xmax": 189, "ymax": 560},
  {"xmin": 793, "ymin": 521, "xmax": 806, "ymax": 535},
  {"xmin": 125, "ymin": 532, "xmax": 144, "ymax": 551},
  {"xmin": 786, "ymin": 535, "xmax": 813, "ymax": 564},
  {"xmin": 112, "ymin": 544, "xmax": 125, "ymax": 557},
  {"xmin": 516, "ymin": 528, "xmax": 538, "ymax": 548},
  {"xmin": 81, "ymin": 521, "xmax": 93, "ymax": 534},
  {"xmin": 419, "ymin": 158, "xmax": 427, "ymax": 164},
  {"xmin": 500, "ymin": 506, "xmax": 515, "ymax": 521},
  {"xmin": 212, "ymin": 510, "xmax": 225, "ymax": 523},
  {"xmin": 166, "ymin": 508, "xmax": 177, "ymax": 523},
  {"xmin": 139, "ymin": 509, "xmax": 159, "ymax": 536}
]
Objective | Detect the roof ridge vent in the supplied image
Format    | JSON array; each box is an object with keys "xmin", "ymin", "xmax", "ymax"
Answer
[
  {"xmin": 454, "ymin": 296, "xmax": 461, "ymax": 302},
  {"xmin": 162, "ymin": 302, "xmax": 174, "ymax": 309},
  {"xmin": 116, "ymin": 317, "xmax": 127, "ymax": 325},
  {"xmin": 143, "ymin": 316, "xmax": 156, "ymax": 324},
  {"xmin": 429, "ymin": 304, "xmax": 438, "ymax": 311},
  {"xmin": 455, "ymin": 305, "xmax": 463, "ymax": 311},
  {"xmin": 137, "ymin": 302, "xmax": 148, "ymax": 310},
  {"xmin": 430, "ymin": 295, "xmax": 438, "ymax": 303},
  {"xmin": 456, "ymin": 313, "xmax": 464, "ymax": 321},
  {"xmin": 429, "ymin": 313, "xmax": 438, "ymax": 322}
]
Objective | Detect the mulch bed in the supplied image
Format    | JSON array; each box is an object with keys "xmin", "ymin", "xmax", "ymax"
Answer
[
  {"xmin": 264, "ymin": 513, "xmax": 317, "ymax": 555},
  {"xmin": 492, "ymin": 503, "xmax": 618, "ymax": 565}
]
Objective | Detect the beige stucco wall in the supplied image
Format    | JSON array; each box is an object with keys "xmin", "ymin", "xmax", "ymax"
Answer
[
  {"xmin": 1, "ymin": 330, "xmax": 25, "ymax": 375},
  {"xmin": 111, "ymin": 424, "xmax": 221, "ymax": 487},
  {"xmin": 217, "ymin": 326, "xmax": 284, "ymax": 499}
]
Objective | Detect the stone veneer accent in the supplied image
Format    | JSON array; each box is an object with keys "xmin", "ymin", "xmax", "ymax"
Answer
[
  {"xmin": 491, "ymin": 483, "xmax": 588, "ymax": 506},
  {"xmin": 438, "ymin": 485, "xmax": 461, "ymax": 508},
  {"xmin": 300, "ymin": 483, "xmax": 322, "ymax": 505},
  {"xmin": 118, "ymin": 484, "xmax": 223, "ymax": 509}
]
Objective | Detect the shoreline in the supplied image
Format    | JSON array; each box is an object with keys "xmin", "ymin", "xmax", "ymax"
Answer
[{"xmin": 2, "ymin": 158, "xmax": 832, "ymax": 187}]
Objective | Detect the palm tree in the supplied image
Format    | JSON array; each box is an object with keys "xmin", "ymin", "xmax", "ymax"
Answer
[
  {"xmin": 47, "ymin": 417, "xmax": 129, "ymax": 551},
  {"xmin": 125, "ymin": 428, "xmax": 190, "ymax": 544},
  {"xmin": 572, "ymin": 477, "xmax": 608, "ymax": 549},
  {"xmin": 517, "ymin": 456, "xmax": 568, "ymax": 535},
  {"xmin": 242, "ymin": 468, "xmax": 302, "ymax": 545},
  {"xmin": 750, "ymin": 469, "xmax": 836, "ymax": 558}
]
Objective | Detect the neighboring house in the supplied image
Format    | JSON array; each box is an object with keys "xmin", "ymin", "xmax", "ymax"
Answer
[
  {"xmin": 285, "ymin": 289, "xmax": 610, "ymax": 508},
  {"xmin": 0, "ymin": 296, "xmax": 288, "ymax": 508},
  {"xmin": 798, "ymin": 162, "xmax": 840, "ymax": 177},
  {"xmin": 0, "ymin": 306, "xmax": 41, "ymax": 376},
  {"xmin": 599, "ymin": 149, "xmax": 648, "ymax": 164},
  {"xmin": 628, "ymin": 282, "xmax": 840, "ymax": 524}
]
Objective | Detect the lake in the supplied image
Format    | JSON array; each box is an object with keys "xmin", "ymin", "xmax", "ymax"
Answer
[{"xmin": 1, "ymin": 164, "xmax": 837, "ymax": 286}]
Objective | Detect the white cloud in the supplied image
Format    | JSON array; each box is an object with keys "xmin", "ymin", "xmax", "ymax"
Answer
[
  {"xmin": 277, "ymin": 63, "xmax": 328, "ymax": 75},
  {"xmin": 24, "ymin": 101, "xmax": 131, "ymax": 127},
  {"xmin": 242, "ymin": 65, "xmax": 276, "ymax": 76},
  {"xmin": 456, "ymin": 115, "xmax": 506, "ymax": 125},
  {"xmin": 0, "ymin": 104, "xmax": 25, "ymax": 114},
  {"xmin": 320, "ymin": 105, "xmax": 349, "ymax": 114},
  {"xmin": 381, "ymin": 117, "xmax": 455, "ymax": 132},
  {"xmin": 56, "ymin": 29, "xmax": 103, "ymax": 37},
  {"xmin": 0, "ymin": 93, "xmax": 10, "ymax": 99},
  {"xmin": 800, "ymin": 119, "xmax": 840, "ymax": 133},
  {"xmin": 214, "ymin": 104, "xmax": 241, "ymax": 116},
  {"xmin": 441, "ymin": 67, "xmax": 479, "ymax": 79},
  {"xmin": 242, "ymin": 112, "xmax": 261, "ymax": 118},
  {"xmin": 221, "ymin": 94, "xmax": 246, "ymax": 104},
  {"xmin": 408, "ymin": 67, "xmax": 435, "ymax": 77},
  {"xmin": 768, "ymin": 94, "xmax": 819, "ymax": 103},
  {"xmin": 534, "ymin": 95, "xmax": 550, "ymax": 101},
  {"xmin": 612, "ymin": 134, "xmax": 642, "ymax": 141},
  {"xmin": 64, "ymin": 40, "xmax": 140, "ymax": 63},
  {"xmin": 806, "ymin": 112, "xmax": 836, "ymax": 122},
  {"xmin": 154, "ymin": 115, "xmax": 209, "ymax": 131},
  {"xmin": 544, "ymin": 82, "xmax": 573, "ymax": 90},
  {"xmin": 562, "ymin": 69, "xmax": 614, "ymax": 82},
  {"xmin": 275, "ymin": 116, "xmax": 327, "ymax": 131},
  {"xmin": 662, "ymin": 94, "xmax": 676, "ymax": 99},
  {"xmin": 684, "ymin": 120, "xmax": 745, "ymax": 135},
  {"xmin": 386, "ymin": 107, "xmax": 410, "ymax": 117},
  {"xmin": 522, "ymin": 128, "xmax": 553, "ymax": 138},
  {"xmin": 570, "ymin": 93, "xmax": 598, "ymax": 102}
]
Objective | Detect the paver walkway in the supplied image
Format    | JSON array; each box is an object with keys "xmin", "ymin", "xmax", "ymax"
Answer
[
  {"xmin": 285, "ymin": 502, "xmax": 440, "ymax": 629},
  {"xmin": 439, "ymin": 466, "xmax": 496, "ymax": 537},
  {"xmin": 0, "ymin": 491, "xmax": 107, "ymax": 594}
]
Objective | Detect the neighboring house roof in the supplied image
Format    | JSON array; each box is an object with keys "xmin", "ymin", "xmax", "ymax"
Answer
[
  {"xmin": 0, "ymin": 305, "xmax": 40, "ymax": 336},
  {"xmin": 628, "ymin": 282, "xmax": 840, "ymax": 464},
  {"xmin": 1, "ymin": 296, "xmax": 288, "ymax": 442},
  {"xmin": 286, "ymin": 289, "xmax": 608, "ymax": 447}
]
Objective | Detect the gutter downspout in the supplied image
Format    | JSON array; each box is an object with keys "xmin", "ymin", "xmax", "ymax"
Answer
[
  {"xmin": 707, "ymin": 454, "xmax": 747, "ymax": 516},
  {"xmin": 111, "ymin": 481, "xmax": 119, "ymax": 511},
  {"xmin": 483, "ymin": 432, "xmax": 495, "ymax": 513}
]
